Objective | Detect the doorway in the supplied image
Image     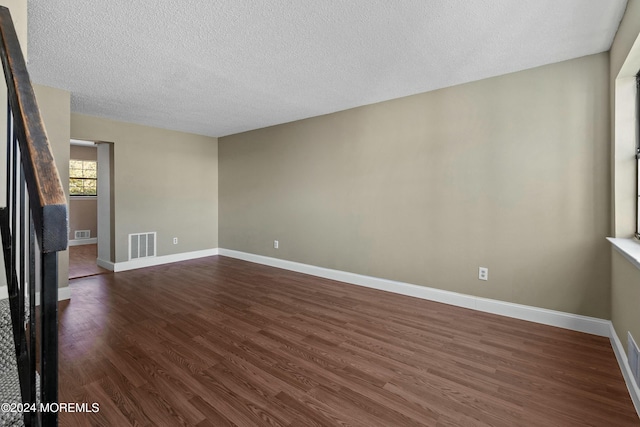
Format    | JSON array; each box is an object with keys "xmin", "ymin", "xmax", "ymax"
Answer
[{"xmin": 68, "ymin": 139, "xmax": 113, "ymax": 279}]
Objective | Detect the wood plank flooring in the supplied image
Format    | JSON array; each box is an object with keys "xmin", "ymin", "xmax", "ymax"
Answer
[
  {"xmin": 68, "ymin": 244, "xmax": 110, "ymax": 280},
  {"xmin": 58, "ymin": 255, "xmax": 639, "ymax": 426}
]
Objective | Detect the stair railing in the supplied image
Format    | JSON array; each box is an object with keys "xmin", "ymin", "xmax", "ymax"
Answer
[{"xmin": 0, "ymin": 6, "xmax": 68, "ymax": 427}]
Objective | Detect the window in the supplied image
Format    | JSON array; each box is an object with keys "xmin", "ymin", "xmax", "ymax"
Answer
[{"xmin": 69, "ymin": 159, "xmax": 97, "ymax": 196}]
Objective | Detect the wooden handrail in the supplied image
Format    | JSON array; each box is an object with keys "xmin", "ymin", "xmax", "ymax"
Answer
[
  {"xmin": 0, "ymin": 6, "xmax": 67, "ymax": 253},
  {"xmin": 0, "ymin": 7, "xmax": 67, "ymax": 425}
]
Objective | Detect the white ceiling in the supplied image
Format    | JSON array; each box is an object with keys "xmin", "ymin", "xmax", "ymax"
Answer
[{"xmin": 27, "ymin": 0, "xmax": 628, "ymax": 138}]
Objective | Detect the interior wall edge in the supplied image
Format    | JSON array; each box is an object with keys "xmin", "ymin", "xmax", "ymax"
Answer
[
  {"xmin": 109, "ymin": 248, "xmax": 219, "ymax": 272},
  {"xmin": 609, "ymin": 322, "xmax": 640, "ymax": 417}
]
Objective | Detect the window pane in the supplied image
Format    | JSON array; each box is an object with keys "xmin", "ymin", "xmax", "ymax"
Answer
[
  {"xmin": 85, "ymin": 180, "xmax": 97, "ymax": 195},
  {"xmin": 69, "ymin": 159, "xmax": 98, "ymax": 195},
  {"xmin": 70, "ymin": 179, "xmax": 83, "ymax": 195}
]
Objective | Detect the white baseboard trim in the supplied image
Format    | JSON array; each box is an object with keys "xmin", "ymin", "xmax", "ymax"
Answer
[
  {"xmin": 473, "ymin": 297, "xmax": 611, "ymax": 336},
  {"xmin": 0, "ymin": 285, "xmax": 71, "ymax": 303},
  {"xmin": 111, "ymin": 248, "xmax": 219, "ymax": 272},
  {"xmin": 69, "ymin": 238, "xmax": 98, "ymax": 246},
  {"xmin": 35, "ymin": 286, "xmax": 72, "ymax": 305},
  {"xmin": 218, "ymin": 249, "xmax": 610, "ymax": 337},
  {"xmin": 58, "ymin": 286, "xmax": 72, "ymax": 302},
  {"xmin": 96, "ymin": 258, "xmax": 115, "ymax": 271},
  {"xmin": 609, "ymin": 323, "xmax": 640, "ymax": 416}
]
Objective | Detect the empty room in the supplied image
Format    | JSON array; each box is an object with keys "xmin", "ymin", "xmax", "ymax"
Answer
[{"xmin": 1, "ymin": 0, "xmax": 640, "ymax": 426}]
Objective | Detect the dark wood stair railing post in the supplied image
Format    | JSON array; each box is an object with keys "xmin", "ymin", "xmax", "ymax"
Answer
[{"xmin": 0, "ymin": 6, "xmax": 68, "ymax": 427}]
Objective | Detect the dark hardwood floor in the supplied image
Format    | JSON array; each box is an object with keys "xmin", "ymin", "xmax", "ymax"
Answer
[
  {"xmin": 58, "ymin": 255, "xmax": 639, "ymax": 426},
  {"xmin": 68, "ymin": 244, "xmax": 110, "ymax": 280}
]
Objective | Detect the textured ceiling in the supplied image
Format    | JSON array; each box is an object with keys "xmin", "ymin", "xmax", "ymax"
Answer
[{"xmin": 27, "ymin": 0, "xmax": 627, "ymax": 138}]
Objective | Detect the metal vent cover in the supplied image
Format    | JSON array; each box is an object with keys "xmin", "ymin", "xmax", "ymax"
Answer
[
  {"xmin": 129, "ymin": 232, "xmax": 156, "ymax": 260},
  {"xmin": 628, "ymin": 332, "xmax": 640, "ymax": 387},
  {"xmin": 74, "ymin": 230, "xmax": 90, "ymax": 239}
]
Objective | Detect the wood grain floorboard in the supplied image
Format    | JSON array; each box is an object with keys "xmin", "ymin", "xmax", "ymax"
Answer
[
  {"xmin": 58, "ymin": 255, "xmax": 639, "ymax": 426},
  {"xmin": 68, "ymin": 244, "xmax": 110, "ymax": 280}
]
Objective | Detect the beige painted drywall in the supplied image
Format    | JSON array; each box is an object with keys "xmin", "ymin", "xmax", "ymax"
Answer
[
  {"xmin": 220, "ymin": 53, "xmax": 611, "ymax": 318},
  {"xmin": 69, "ymin": 145, "xmax": 97, "ymax": 241},
  {"xmin": 69, "ymin": 199, "xmax": 97, "ymax": 241},
  {"xmin": 611, "ymin": 0, "xmax": 640, "ymax": 83},
  {"xmin": 33, "ymin": 84, "xmax": 70, "ymax": 289},
  {"xmin": 0, "ymin": 1, "xmax": 27, "ymax": 291},
  {"xmin": 70, "ymin": 114, "xmax": 218, "ymax": 263},
  {"xmin": 70, "ymin": 144, "xmax": 97, "ymax": 161},
  {"xmin": 610, "ymin": 0, "xmax": 640, "ymax": 355},
  {"xmin": 0, "ymin": 0, "xmax": 26, "ymax": 208},
  {"xmin": 0, "ymin": 0, "xmax": 26, "ymax": 57},
  {"xmin": 612, "ymin": 249, "xmax": 640, "ymax": 349}
]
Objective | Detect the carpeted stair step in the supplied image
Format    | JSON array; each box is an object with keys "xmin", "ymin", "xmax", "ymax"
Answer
[{"xmin": 0, "ymin": 298, "xmax": 23, "ymax": 427}]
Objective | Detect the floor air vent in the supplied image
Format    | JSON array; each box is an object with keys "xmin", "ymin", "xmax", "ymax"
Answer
[
  {"xmin": 129, "ymin": 232, "xmax": 156, "ymax": 260},
  {"xmin": 74, "ymin": 230, "xmax": 91, "ymax": 239},
  {"xmin": 628, "ymin": 332, "xmax": 640, "ymax": 387}
]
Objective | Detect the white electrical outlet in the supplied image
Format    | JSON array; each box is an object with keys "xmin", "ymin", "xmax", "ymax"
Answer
[
  {"xmin": 173, "ymin": 237, "xmax": 178, "ymax": 245},
  {"xmin": 479, "ymin": 267, "xmax": 488, "ymax": 281},
  {"xmin": 274, "ymin": 240, "xmax": 279, "ymax": 249}
]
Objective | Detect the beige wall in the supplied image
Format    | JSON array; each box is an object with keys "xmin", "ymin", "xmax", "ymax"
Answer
[
  {"xmin": 0, "ymin": 0, "xmax": 26, "ymax": 207},
  {"xmin": 612, "ymin": 249, "xmax": 640, "ymax": 348},
  {"xmin": 611, "ymin": 0, "xmax": 640, "ymax": 88},
  {"xmin": 220, "ymin": 53, "xmax": 611, "ymax": 318},
  {"xmin": 0, "ymin": 0, "xmax": 25, "ymax": 291},
  {"xmin": 610, "ymin": 0, "xmax": 640, "ymax": 352},
  {"xmin": 33, "ymin": 84, "xmax": 71, "ymax": 289},
  {"xmin": 70, "ymin": 114, "xmax": 218, "ymax": 263},
  {"xmin": 0, "ymin": 0, "xmax": 26, "ymax": 56},
  {"xmin": 69, "ymin": 199, "xmax": 97, "ymax": 241},
  {"xmin": 0, "ymin": 7, "xmax": 67, "ymax": 293},
  {"xmin": 70, "ymin": 144, "xmax": 97, "ymax": 161},
  {"xmin": 69, "ymin": 145, "xmax": 97, "ymax": 241}
]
